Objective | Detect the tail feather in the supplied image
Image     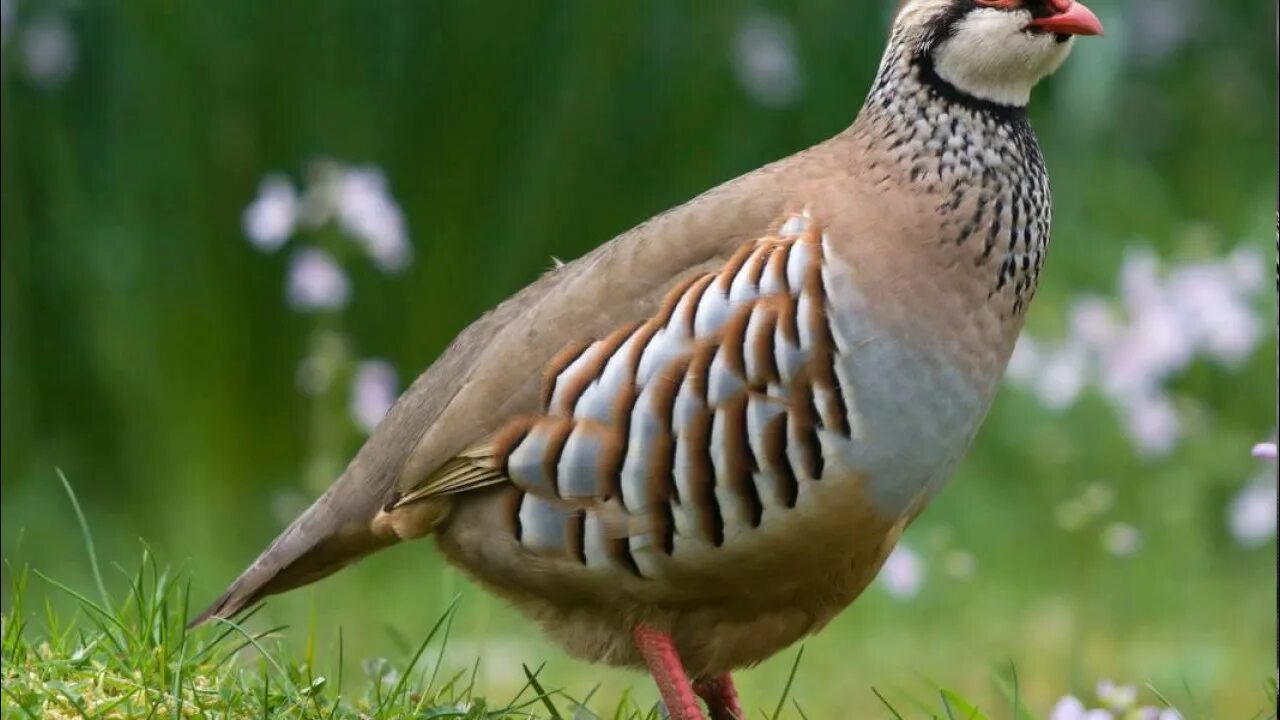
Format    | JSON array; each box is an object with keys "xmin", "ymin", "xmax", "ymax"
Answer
[
  {"xmin": 188, "ymin": 508, "xmax": 394, "ymax": 627},
  {"xmin": 189, "ymin": 462, "xmax": 450, "ymax": 628}
]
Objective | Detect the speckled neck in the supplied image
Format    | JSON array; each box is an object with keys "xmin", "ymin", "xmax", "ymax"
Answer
[{"xmin": 853, "ymin": 37, "xmax": 1053, "ymax": 317}]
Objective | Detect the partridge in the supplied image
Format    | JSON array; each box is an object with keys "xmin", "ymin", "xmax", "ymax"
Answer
[{"xmin": 195, "ymin": 1, "xmax": 1102, "ymax": 718}]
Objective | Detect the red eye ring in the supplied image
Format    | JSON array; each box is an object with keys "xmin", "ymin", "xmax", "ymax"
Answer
[{"xmin": 974, "ymin": 0, "xmax": 1022, "ymax": 8}]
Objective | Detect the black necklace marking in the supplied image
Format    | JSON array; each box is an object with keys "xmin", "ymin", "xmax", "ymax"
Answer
[
  {"xmin": 860, "ymin": 40, "xmax": 1052, "ymax": 315},
  {"xmin": 913, "ymin": 54, "xmax": 1027, "ymax": 123}
]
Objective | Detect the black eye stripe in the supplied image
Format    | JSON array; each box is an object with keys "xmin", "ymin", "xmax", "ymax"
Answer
[{"xmin": 920, "ymin": 3, "xmax": 972, "ymax": 48}]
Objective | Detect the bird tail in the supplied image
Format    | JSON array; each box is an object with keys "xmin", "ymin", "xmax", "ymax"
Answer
[{"xmin": 188, "ymin": 463, "xmax": 448, "ymax": 628}]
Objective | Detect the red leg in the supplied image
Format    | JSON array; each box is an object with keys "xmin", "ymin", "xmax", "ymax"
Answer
[
  {"xmin": 632, "ymin": 624, "xmax": 705, "ymax": 720},
  {"xmin": 694, "ymin": 674, "xmax": 743, "ymax": 720}
]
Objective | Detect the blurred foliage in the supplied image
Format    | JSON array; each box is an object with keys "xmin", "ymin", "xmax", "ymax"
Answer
[{"xmin": 1, "ymin": 0, "xmax": 1275, "ymax": 716}]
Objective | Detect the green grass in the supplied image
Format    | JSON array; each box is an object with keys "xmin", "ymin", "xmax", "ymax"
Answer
[
  {"xmin": 1, "ymin": 553, "xmax": 583, "ymax": 719},
  {"xmin": 0, "ymin": 489, "xmax": 993, "ymax": 720},
  {"xmin": 8, "ymin": 549, "xmax": 1232, "ymax": 720},
  {"xmin": 0, "ymin": 551, "xmax": 1042, "ymax": 720},
  {"xmin": 2, "ymin": 479, "xmax": 616, "ymax": 719},
  {"xmin": 3, "ymin": 480, "xmax": 1272, "ymax": 719}
]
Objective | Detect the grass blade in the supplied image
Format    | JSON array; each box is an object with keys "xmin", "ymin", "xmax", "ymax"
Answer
[
  {"xmin": 770, "ymin": 645, "xmax": 804, "ymax": 720},
  {"xmin": 522, "ymin": 662, "xmax": 565, "ymax": 720},
  {"xmin": 56, "ymin": 469, "xmax": 113, "ymax": 613}
]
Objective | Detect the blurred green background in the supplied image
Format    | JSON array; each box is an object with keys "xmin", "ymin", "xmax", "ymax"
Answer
[{"xmin": 2, "ymin": 0, "xmax": 1276, "ymax": 716}]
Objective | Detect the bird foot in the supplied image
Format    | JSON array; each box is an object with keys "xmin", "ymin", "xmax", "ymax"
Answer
[
  {"xmin": 694, "ymin": 674, "xmax": 743, "ymax": 720},
  {"xmin": 633, "ymin": 624, "xmax": 706, "ymax": 720}
]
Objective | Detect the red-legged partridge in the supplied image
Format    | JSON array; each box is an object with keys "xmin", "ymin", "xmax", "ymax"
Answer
[{"xmin": 196, "ymin": 1, "xmax": 1103, "ymax": 717}]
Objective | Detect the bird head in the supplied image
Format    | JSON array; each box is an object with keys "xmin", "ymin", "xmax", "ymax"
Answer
[{"xmin": 893, "ymin": 0, "xmax": 1103, "ymax": 107}]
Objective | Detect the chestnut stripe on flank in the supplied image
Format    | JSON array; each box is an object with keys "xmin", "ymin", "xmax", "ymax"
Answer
[
  {"xmin": 724, "ymin": 396, "xmax": 763, "ymax": 528},
  {"xmin": 651, "ymin": 355, "xmax": 691, "ymax": 505},
  {"xmin": 776, "ymin": 292, "xmax": 800, "ymax": 346},
  {"xmin": 808, "ymin": 258, "xmax": 851, "ymax": 436},
  {"xmin": 718, "ymin": 303, "xmax": 753, "ymax": 378},
  {"xmin": 687, "ymin": 342, "xmax": 716, "ymax": 407},
  {"xmin": 555, "ymin": 323, "xmax": 638, "ymax": 415},
  {"xmin": 822, "ymin": 352, "xmax": 851, "ymax": 437},
  {"xmin": 746, "ymin": 245, "xmax": 771, "ymax": 287},
  {"xmin": 609, "ymin": 534, "xmax": 644, "ymax": 578},
  {"xmin": 494, "ymin": 419, "xmax": 535, "ymax": 478},
  {"xmin": 716, "ymin": 240, "xmax": 757, "ymax": 294},
  {"xmin": 654, "ymin": 273, "xmax": 703, "ymax": 327},
  {"xmin": 683, "ymin": 404, "xmax": 723, "ymax": 546},
  {"xmin": 767, "ymin": 242, "xmax": 793, "ymax": 294},
  {"xmin": 566, "ymin": 509, "xmax": 586, "ymax": 564},
  {"xmin": 761, "ymin": 412, "xmax": 799, "ymax": 508},
  {"xmin": 749, "ymin": 305, "xmax": 781, "ymax": 385},
  {"xmin": 791, "ymin": 381, "xmax": 824, "ymax": 480},
  {"xmin": 674, "ymin": 274, "xmax": 717, "ymax": 336},
  {"xmin": 542, "ymin": 339, "xmax": 591, "ymax": 410},
  {"xmin": 508, "ymin": 489, "xmax": 525, "ymax": 541},
  {"xmin": 624, "ymin": 322, "xmax": 660, "ymax": 380},
  {"xmin": 539, "ymin": 419, "xmax": 575, "ymax": 498},
  {"xmin": 601, "ymin": 384, "xmax": 635, "ymax": 505},
  {"xmin": 656, "ymin": 500, "xmax": 675, "ymax": 555},
  {"xmin": 804, "ymin": 386, "xmax": 826, "ymax": 479}
]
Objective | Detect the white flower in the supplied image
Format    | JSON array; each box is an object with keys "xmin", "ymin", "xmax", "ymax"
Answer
[
  {"xmin": 1069, "ymin": 297, "xmax": 1123, "ymax": 349},
  {"xmin": 286, "ymin": 248, "xmax": 350, "ymax": 311},
  {"xmin": 335, "ymin": 167, "xmax": 411, "ymax": 272},
  {"xmin": 1109, "ymin": 266, "xmax": 1191, "ymax": 394},
  {"xmin": 1166, "ymin": 262, "xmax": 1259, "ymax": 365},
  {"xmin": 1011, "ymin": 246, "xmax": 1268, "ymax": 458},
  {"xmin": 350, "ymin": 360, "xmax": 398, "ymax": 434},
  {"xmin": 732, "ymin": 11, "xmax": 801, "ymax": 108},
  {"xmin": 1253, "ymin": 442, "xmax": 1278, "ymax": 460},
  {"xmin": 1034, "ymin": 342, "xmax": 1089, "ymax": 410},
  {"xmin": 21, "ymin": 15, "xmax": 76, "ymax": 89},
  {"xmin": 1096, "ymin": 679, "xmax": 1137, "ymax": 710},
  {"xmin": 879, "ymin": 544, "xmax": 923, "ymax": 599},
  {"xmin": 1049, "ymin": 695, "xmax": 1088, "ymax": 720},
  {"xmin": 1227, "ymin": 473, "xmax": 1277, "ymax": 547},
  {"xmin": 1101, "ymin": 523, "xmax": 1142, "ymax": 557},
  {"xmin": 243, "ymin": 175, "xmax": 299, "ymax": 251},
  {"xmin": 1118, "ymin": 390, "xmax": 1181, "ymax": 457}
]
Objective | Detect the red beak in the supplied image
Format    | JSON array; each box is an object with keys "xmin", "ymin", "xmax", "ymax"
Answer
[{"xmin": 1028, "ymin": 0, "xmax": 1104, "ymax": 37}]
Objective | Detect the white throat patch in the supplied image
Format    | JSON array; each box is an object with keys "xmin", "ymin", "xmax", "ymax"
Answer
[{"xmin": 931, "ymin": 8, "xmax": 1074, "ymax": 107}]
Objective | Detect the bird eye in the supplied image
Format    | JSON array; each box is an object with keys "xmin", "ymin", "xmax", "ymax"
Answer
[{"xmin": 974, "ymin": 0, "xmax": 1022, "ymax": 8}]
